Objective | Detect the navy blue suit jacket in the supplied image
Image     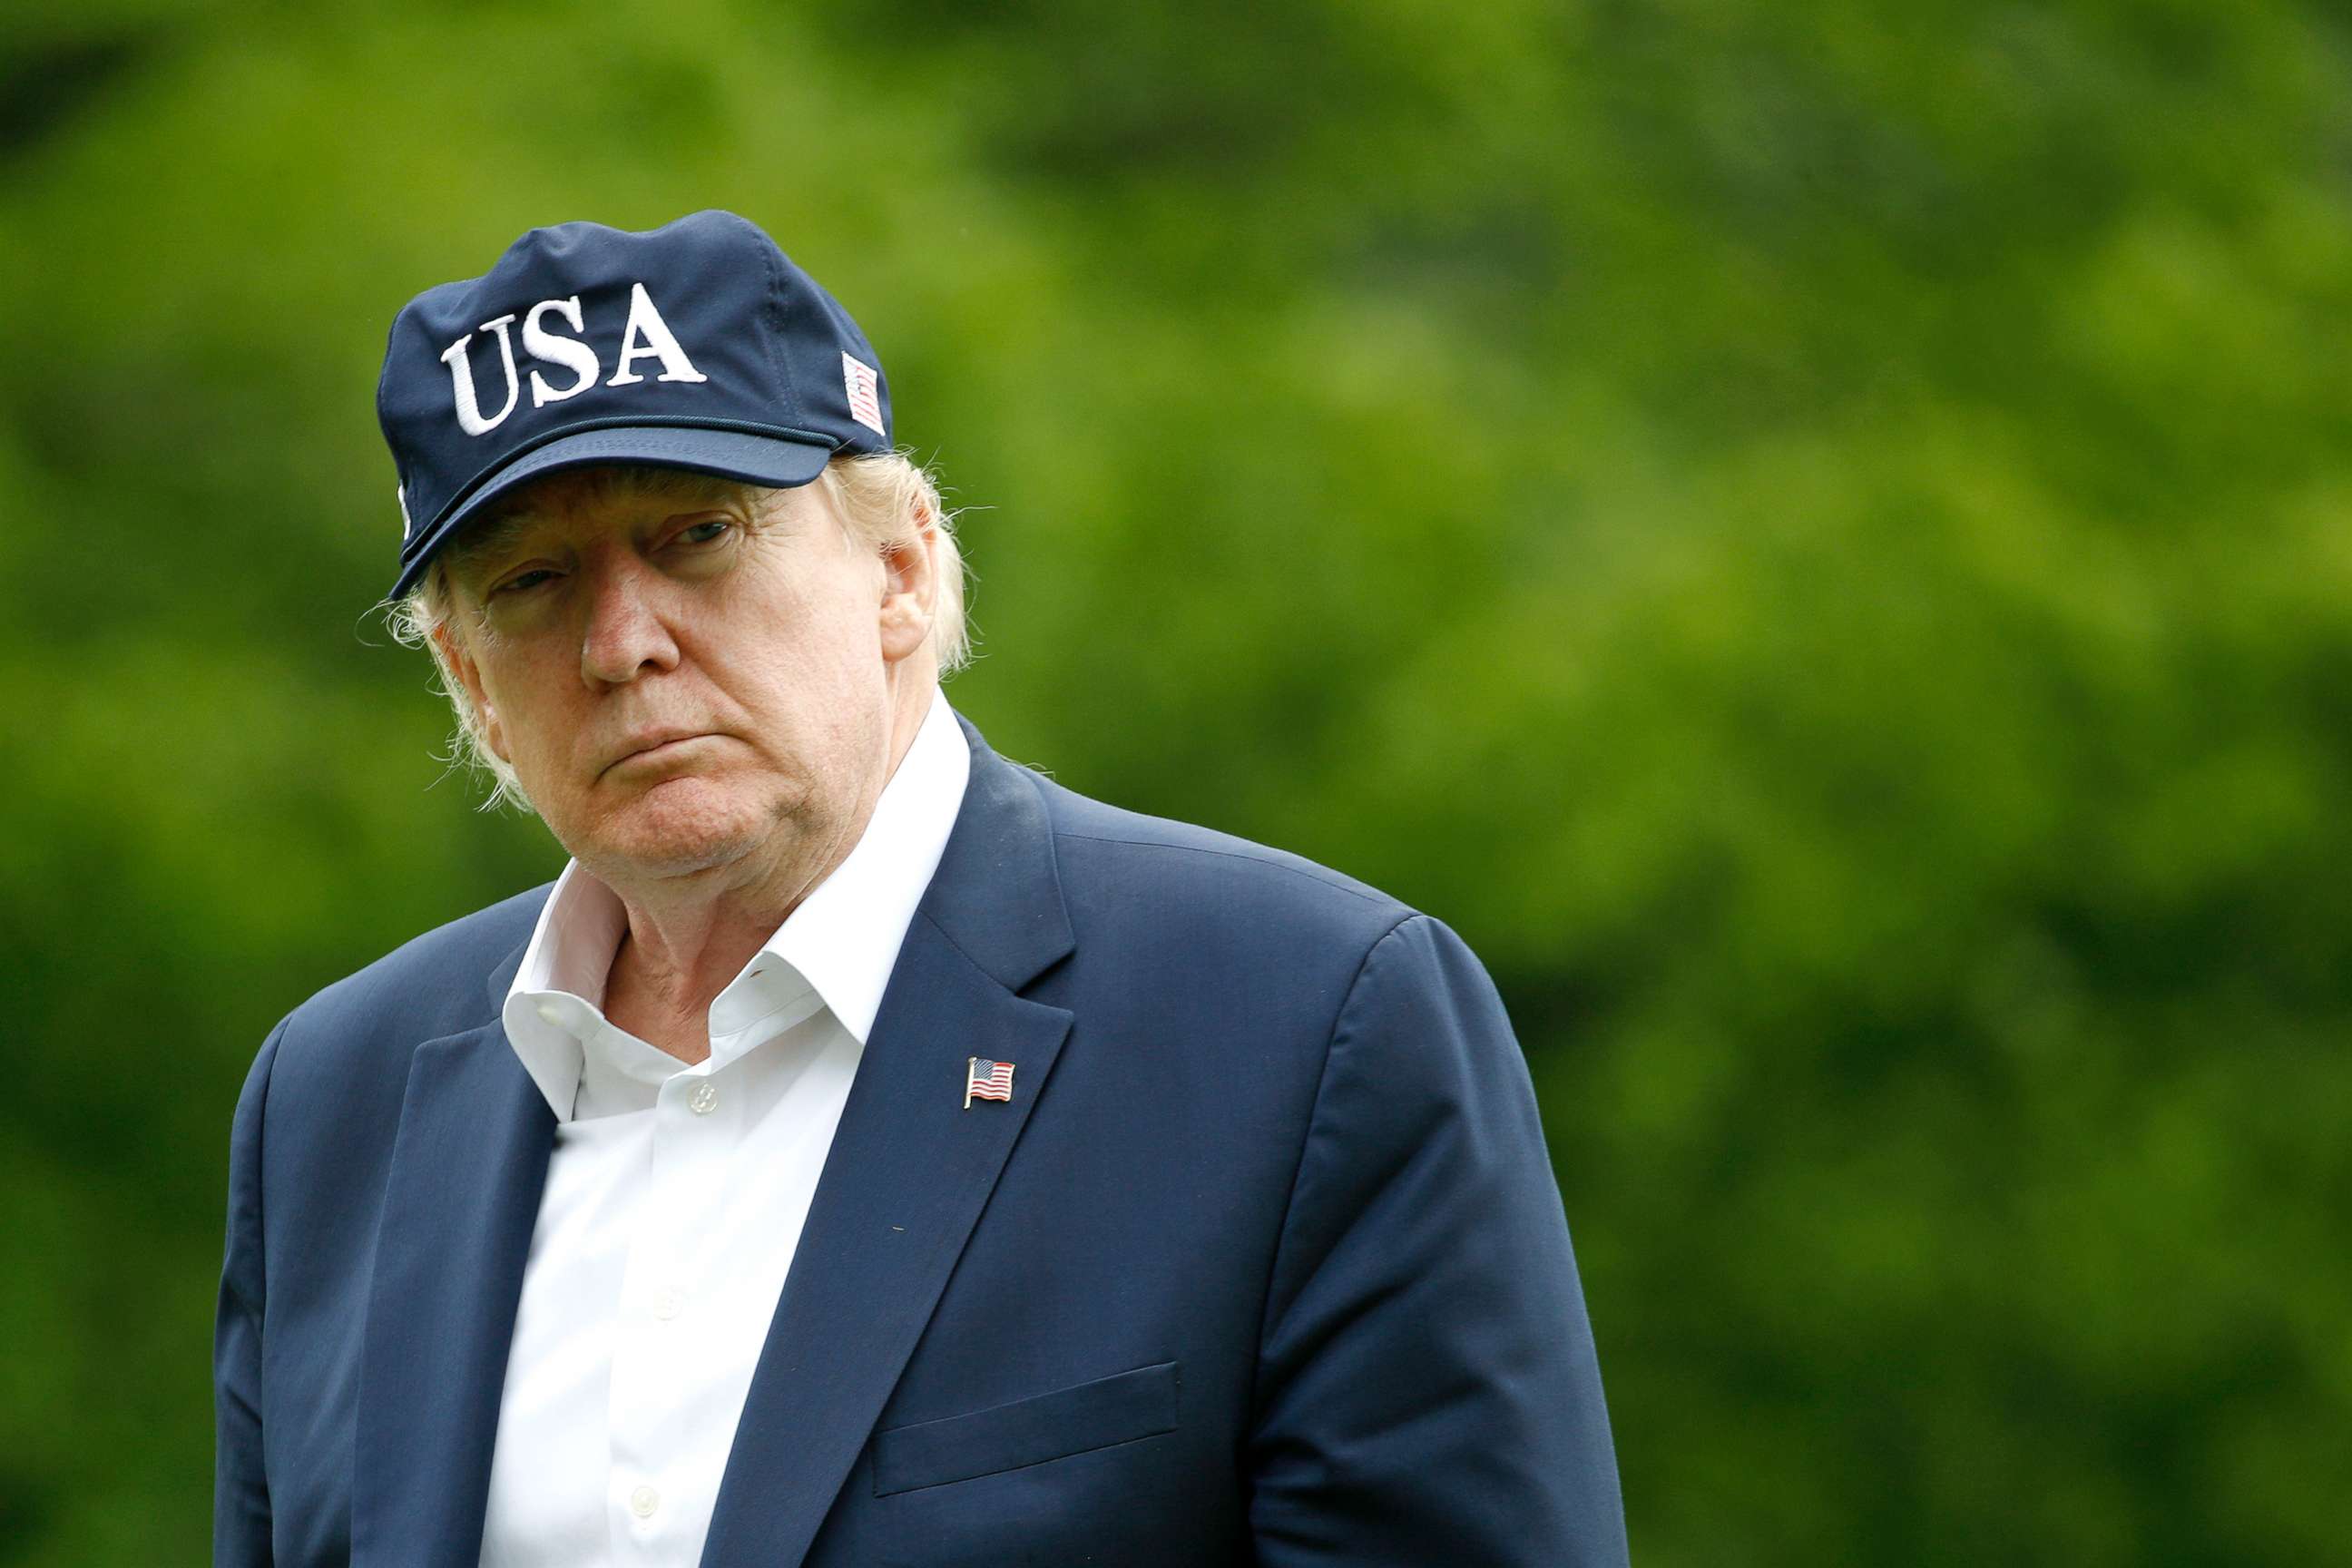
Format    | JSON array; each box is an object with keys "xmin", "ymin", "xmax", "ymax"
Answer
[{"xmin": 214, "ymin": 710, "xmax": 1628, "ymax": 1566}]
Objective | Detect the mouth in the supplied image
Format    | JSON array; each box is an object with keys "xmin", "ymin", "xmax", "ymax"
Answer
[{"xmin": 603, "ymin": 731, "xmax": 716, "ymax": 777}]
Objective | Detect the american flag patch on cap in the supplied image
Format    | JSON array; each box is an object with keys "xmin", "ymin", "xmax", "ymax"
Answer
[{"xmin": 843, "ymin": 352, "xmax": 886, "ymax": 437}]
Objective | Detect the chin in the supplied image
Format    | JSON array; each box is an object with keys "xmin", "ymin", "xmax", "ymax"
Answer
[{"xmin": 573, "ymin": 776, "xmax": 776, "ymax": 882}]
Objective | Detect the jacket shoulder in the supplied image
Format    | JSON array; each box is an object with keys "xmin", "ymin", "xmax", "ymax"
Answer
[
  {"xmin": 279, "ymin": 879, "xmax": 554, "ymax": 1056},
  {"xmin": 1022, "ymin": 767, "xmax": 1414, "ymax": 947}
]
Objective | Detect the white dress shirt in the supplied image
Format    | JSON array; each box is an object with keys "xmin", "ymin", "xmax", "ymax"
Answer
[{"xmin": 477, "ymin": 688, "xmax": 971, "ymax": 1568}]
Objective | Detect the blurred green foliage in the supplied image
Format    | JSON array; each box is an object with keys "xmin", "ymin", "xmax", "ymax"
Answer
[{"xmin": 3, "ymin": 1, "xmax": 2347, "ymax": 1563}]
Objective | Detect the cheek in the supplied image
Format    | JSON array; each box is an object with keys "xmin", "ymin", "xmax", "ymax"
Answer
[
  {"xmin": 480, "ymin": 659, "xmax": 574, "ymax": 766},
  {"xmin": 722, "ymin": 631, "xmax": 887, "ymax": 764},
  {"xmin": 743, "ymin": 578, "xmax": 883, "ymax": 686}
]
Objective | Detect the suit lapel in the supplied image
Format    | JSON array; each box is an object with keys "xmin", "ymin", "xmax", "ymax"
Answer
[
  {"xmin": 344, "ymin": 715, "xmax": 1069, "ymax": 1568},
  {"xmin": 701, "ymin": 716, "xmax": 1077, "ymax": 1568},
  {"xmin": 352, "ymin": 940, "xmax": 552, "ymax": 1568}
]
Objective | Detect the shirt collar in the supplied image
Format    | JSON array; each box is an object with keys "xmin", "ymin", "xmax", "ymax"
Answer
[{"xmin": 501, "ymin": 687, "xmax": 973, "ymax": 1122}]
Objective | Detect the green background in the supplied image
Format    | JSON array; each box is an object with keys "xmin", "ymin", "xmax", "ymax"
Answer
[{"xmin": 3, "ymin": 2, "xmax": 2346, "ymax": 1562}]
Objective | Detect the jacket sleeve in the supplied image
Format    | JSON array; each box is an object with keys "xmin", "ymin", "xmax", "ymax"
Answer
[
  {"xmin": 215, "ymin": 1014, "xmax": 289, "ymax": 1568},
  {"xmin": 1247, "ymin": 915, "xmax": 1629, "ymax": 1566}
]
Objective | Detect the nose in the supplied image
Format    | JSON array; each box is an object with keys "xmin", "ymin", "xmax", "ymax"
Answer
[{"xmin": 577, "ymin": 550, "xmax": 681, "ymax": 686}]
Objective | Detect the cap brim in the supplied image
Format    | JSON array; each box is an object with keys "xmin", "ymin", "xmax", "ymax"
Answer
[{"xmin": 382, "ymin": 425, "xmax": 835, "ymax": 604}]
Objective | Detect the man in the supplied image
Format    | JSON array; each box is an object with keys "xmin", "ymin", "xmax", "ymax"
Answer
[{"xmin": 214, "ymin": 210, "xmax": 1628, "ymax": 1567}]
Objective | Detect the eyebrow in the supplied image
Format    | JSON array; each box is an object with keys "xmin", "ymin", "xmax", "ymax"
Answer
[
  {"xmin": 444, "ymin": 472, "xmax": 766, "ymax": 589},
  {"xmin": 443, "ymin": 509, "xmax": 541, "ymax": 587}
]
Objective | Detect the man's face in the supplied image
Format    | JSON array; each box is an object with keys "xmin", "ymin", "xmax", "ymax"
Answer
[{"xmin": 432, "ymin": 466, "xmax": 931, "ymax": 895}]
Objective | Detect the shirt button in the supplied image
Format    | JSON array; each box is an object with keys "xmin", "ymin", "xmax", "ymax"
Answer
[
  {"xmin": 652, "ymin": 1289, "xmax": 683, "ymax": 1321},
  {"xmin": 630, "ymin": 1484, "xmax": 660, "ymax": 1519},
  {"xmin": 534, "ymin": 1000, "xmax": 564, "ymax": 1027},
  {"xmin": 688, "ymin": 1081, "xmax": 719, "ymax": 1114}
]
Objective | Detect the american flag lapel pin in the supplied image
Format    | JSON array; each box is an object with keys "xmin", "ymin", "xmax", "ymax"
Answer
[{"xmin": 964, "ymin": 1056, "xmax": 1014, "ymax": 1110}]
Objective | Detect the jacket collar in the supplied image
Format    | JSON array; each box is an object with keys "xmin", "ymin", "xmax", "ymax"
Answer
[{"xmin": 355, "ymin": 705, "xmax": 1075, "ymax": 1568}]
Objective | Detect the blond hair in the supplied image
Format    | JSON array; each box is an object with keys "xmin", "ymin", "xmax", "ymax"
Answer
[{"xmin": 385, "ymin": 448, "xmax": 972, "ymax": 814}]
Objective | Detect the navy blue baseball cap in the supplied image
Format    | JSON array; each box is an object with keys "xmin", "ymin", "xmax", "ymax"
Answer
[{"xmin": 376, "ymin": 210, "xmax": 894, "ymax": 604}]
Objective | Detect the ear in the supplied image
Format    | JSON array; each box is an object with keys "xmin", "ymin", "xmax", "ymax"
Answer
[
  {"xmin": 431, "ymin": 619, "xmax": 512, "ymax": 765},
  {"xmin": 876, "ymin": 495, "xmax": 939, "ymax": 666}
]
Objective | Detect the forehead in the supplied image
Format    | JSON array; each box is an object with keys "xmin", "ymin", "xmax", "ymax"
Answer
[{"xmin": 481, "ymin": 463, "xmax": 755, "ymax": 531}]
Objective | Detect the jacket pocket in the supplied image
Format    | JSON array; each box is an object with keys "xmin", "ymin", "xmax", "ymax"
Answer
[{"xmin": 870, "ymin": 1359, "xmax": 1180, "ymax": 1496}]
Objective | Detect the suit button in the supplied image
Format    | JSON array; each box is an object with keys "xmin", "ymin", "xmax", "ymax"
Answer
[
  {"xmin": 688, "ymin": 1081, "xmax": 719, "ymax": 1114},
  {"xmin": 630, "ymin": 1484, "xmax": 660, "ymax": 1519}
]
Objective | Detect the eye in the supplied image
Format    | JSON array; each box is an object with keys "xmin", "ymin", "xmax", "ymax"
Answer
[
  {"xmin": 492, "ymin": 568, "xmax": 558, "ymax": 597},
  {"xmin": 676, "ymin": 518, "xmax": 732, "ymax": 547}
]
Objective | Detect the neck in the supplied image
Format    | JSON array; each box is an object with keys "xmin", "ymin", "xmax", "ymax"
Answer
[{"xmin": 599, "ymin": 673, "xmax": 937, "ymax": 1061}]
